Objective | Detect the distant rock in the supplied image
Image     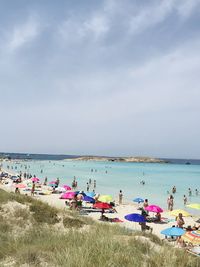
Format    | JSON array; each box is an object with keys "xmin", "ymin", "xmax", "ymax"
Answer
[{"xmin": 70, "ymin": 156, "xmax": 168, "ymax": 163}]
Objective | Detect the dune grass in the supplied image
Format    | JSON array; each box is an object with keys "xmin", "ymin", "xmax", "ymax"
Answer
[{"xmin": 0, "ymin": 189, "xmax": 199, "ymax": 267}]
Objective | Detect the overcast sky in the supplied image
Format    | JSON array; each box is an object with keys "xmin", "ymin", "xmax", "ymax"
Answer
[{"xmin": 0, "ymin": 0, "xmax": 200, "ymax": 158}]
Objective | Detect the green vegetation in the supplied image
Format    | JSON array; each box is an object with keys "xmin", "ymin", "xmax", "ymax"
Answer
[{"xmin": 0, "ymin": 189, "xmax": 199, "ymax": 267}]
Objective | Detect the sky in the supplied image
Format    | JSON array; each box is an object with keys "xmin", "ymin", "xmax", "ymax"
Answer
[{"xmin": 0, "ymin": 0, "xmax": 200, "ymax": 159}]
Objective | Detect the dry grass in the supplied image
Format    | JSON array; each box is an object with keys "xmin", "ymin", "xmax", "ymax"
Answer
[{"xmin": 0, "ymin": 189, "xmax": 199, "ymax": 267}]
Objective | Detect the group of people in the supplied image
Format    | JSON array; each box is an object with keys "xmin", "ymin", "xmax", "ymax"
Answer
[
  {"xmin": 188, "ymin": 188, "xmax": 199, "ymax": 196},
  {"xmin": 86, "ymin": 179, "xmax": 96, "ymax": 192},
  {"xmin": 167, "ymin": 185, "xmax": 200, "ymax": 210}
]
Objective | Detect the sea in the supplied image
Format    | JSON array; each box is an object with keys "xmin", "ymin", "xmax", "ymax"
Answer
[{"xmin": 1, "ymin": 153, "xmax": 200, "ymax": 213}]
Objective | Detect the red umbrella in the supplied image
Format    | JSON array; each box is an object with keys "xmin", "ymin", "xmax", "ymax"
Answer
[{"xmin": 93, "ymin": 202, "xmax": 112, "ymax": 209}]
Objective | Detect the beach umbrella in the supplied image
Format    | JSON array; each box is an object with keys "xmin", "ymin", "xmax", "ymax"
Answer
[
  {"xmin": 98, "ymin": 195, "xmax": 113, "ymax": 203},
  {"xmin": 31, "ymin": 177, "xmax": 40, "ymax": 182},
  {"xmin": 55, "ymin": 186, "xmax": 66, "ymax": 193},
  {"xmin": 170, "ymin": 209, "xmax": 191, "ymax": 217},
  {"xmin": 49, "ymin": 181, "xmax": 56, "ymax": 185},
  {"xmin": 86, "ymin": 192, "xmax": 95, "ymax": 197},
  {"xmin": 187, "ymin": 203, "xmax": 200, "ymax": 210},
  {"xmin": 124, "ymin": 213, "xmax": 146, "ymax": 223},
  {"xmin": 60, "ymin": 191, "xmax": 76, "ymax": 199},
  {"xmin": 63, "ymin": 185, "xmax": 72, "ymax": 191},
  {"xmin": 161, "ymin": 227, "xmax": 185, "ymax": 237},
  {"xmin": 14, "ymin": 183, "xmax": 26, "ymax": 189},
  {"xmin": 133, "ymin": 198, "xmax": 144, "ymax": 203},
  {"xmin": 145, "ymin": 205, "xmax": 163, "ymax": 213},
  {"xmin": 182, "ymin": 230, "xmax": 200, "ymax": 245},
  {"xmin": 93, "ymin": 202, "xmax": 112, "ymax": 209},
  {"xmin": 83, "ymin": 195, "xmax": 95, "ymax": 203}
]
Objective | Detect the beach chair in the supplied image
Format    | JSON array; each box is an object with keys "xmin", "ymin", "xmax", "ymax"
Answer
[{"xmin": 187, "ymin": 246, "xmax": 200, "ymax": 257}]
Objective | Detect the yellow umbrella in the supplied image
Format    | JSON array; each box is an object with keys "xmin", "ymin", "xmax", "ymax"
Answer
[
  {"xmin": 187, "ymin": 203, "xmax": 200, "ymax": 210},
  {"xmin": 169, "ymin": 209, "xmax": 191, "ymax": 217},
  {"xmin": 98, "ymin": 195, "xmax": 113, "ymax": 203},
  {"xmin": 182, "ymin": 230, "xmax": 200, "ymax": 245}
]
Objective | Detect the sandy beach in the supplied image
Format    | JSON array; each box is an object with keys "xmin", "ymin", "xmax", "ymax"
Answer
[{"xmin": 0, "ymin": 167, "xmax": 199, "ymax": 240}]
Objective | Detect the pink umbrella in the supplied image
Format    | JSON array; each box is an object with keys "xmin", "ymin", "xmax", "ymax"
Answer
[
  {"xmin": 60, "ymin": 191, "xmax": 76, "ymax": 199},
  {"xmin": 31, "ymin": 177, "xmax": 40, "ymax": 182},
  {"xmin": 145, "ymin": 205, "xmax": 163, "ymax": 213},
  {"xmin": 49, "ymin": 181, "xmax": 56, "ymax": 184},
  {"xmin": 63, "ymin": 185, "xmax": 72, "ymax": 191}
]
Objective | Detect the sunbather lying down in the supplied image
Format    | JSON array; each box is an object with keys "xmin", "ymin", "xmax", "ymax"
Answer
[{"xmin": 100, "ymin": 215, "xmax": 123, "ymax": 223}]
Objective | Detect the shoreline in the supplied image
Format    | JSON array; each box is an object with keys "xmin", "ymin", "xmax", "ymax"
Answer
[{"xmin": 0, "ymin": 168, "xmax": 199, "ymax": 239}]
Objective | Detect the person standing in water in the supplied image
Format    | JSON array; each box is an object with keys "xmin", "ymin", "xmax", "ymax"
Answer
[
  {"xmin": 195, "ymin": 189, "xmax": 199, "ymax": 196},
  {"xmin": 183, "ymin": 195, "xmax": 187, "ymax": 206},
  {"xmin": 188, "ymin": 188, "xmax": 192, "ymax": 196},
  {"xmin": 167, "ymin": 195, "xmax": 174, "ymax": 211},
  {"xmin": 86, "ymin": 182, "xmax": 89, "ymax": 192},
  {"xmin": 119, "ymin": 190, "xmax": 123, "ymax": 205},
  {"xmin": 94, "ymin": 180, "xmax": 96, "ymax": 189}
]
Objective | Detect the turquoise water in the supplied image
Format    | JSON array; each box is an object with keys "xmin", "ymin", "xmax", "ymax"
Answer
[{"xmin": 3, "ymin": 160, "xmax": 200, "ymax": 211}]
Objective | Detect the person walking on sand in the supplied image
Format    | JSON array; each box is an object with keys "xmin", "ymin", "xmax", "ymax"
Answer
[
  {"xmin": 119, "ymin": 190, "xmax": 123, "ymax": 205},
  {"xmin": 176, "ymin": 213, "xmax": 185, "ymax": 228},
  {"xmin": 44, "ymin": 177, "xmax": 48, "ymax": 185},
  {"xmin": 31, "ymin": 182, "xmax": 35, "ymax": 196},
  {"xmin": 143, "ymin": 199, "xmax": 149, "ymax": 209},
  {"xmin": 15, "ymin": 187, "xmax": 20, "ymax": 194}
]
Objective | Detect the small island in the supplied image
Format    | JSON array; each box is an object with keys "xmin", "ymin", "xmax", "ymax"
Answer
[{"xmin": 71, "ymin": 156, "xmax": 168, "ymax": 163}]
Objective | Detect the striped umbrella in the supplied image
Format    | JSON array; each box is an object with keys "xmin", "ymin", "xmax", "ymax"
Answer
[{"xmin": 182, "ymin": 230, "xmax": 200, "ymax": 245}]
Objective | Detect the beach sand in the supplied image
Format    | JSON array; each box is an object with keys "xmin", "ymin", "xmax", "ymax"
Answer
[{"xmin": 0, "ymin": 172, "xmax": 198, "ymax": 239}]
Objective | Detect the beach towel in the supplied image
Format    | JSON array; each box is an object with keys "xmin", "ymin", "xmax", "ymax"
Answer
[{"xmin": 112, "ymin": 218, "xmax": 123, "ymax": 223}]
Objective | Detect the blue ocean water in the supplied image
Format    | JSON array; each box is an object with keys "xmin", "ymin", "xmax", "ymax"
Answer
[{"xmin": 3, "ymin": 159, "xmax": 200, "ymax": 212}]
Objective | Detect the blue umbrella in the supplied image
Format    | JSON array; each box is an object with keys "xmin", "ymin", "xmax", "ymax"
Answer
[
  {"xmin": 86, "ymin": 192, "xmax": 95, "ymax": 197},
  {"xmin": 75, "ymin": 191, "xmax": 86, "ymax": 196},
  {"xmin": 124, "ymin": 213, "xmax": 146, "ymax": 223},
  {"xmin": 133, "ymin": 198, "xmax": 144, "ymax": 203},
  {"xmin": 83, "ymin": 195, "xmax": 95, "ymax": 203},
  {"xmin": 161, "ymin": 227, "xmax": 185, "ymax": 237}
]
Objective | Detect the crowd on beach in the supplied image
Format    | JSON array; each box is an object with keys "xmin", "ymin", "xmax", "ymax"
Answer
[{"xmin": 1, "ymin": 161, "xmax": 200, "ymax": 252}]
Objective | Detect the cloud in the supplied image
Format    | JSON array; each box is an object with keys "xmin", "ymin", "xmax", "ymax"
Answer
[
  {"xmin": 58, "ymin": 12, "xmax": 109, "ymax": 45},
  {"xmin": 177, "ymin": 0, "xmax": 200, "ymax": 18},
  {"xmin": 7, "ymin": 16, "xmax": 40, "ymax": 52},
  {"xmin": 0, "ymin": 0, "xmax": 200, "ymax": 157},
  {"xmin": 128, "ymin": 0, "xmax": 200, "ymax": 35}
]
